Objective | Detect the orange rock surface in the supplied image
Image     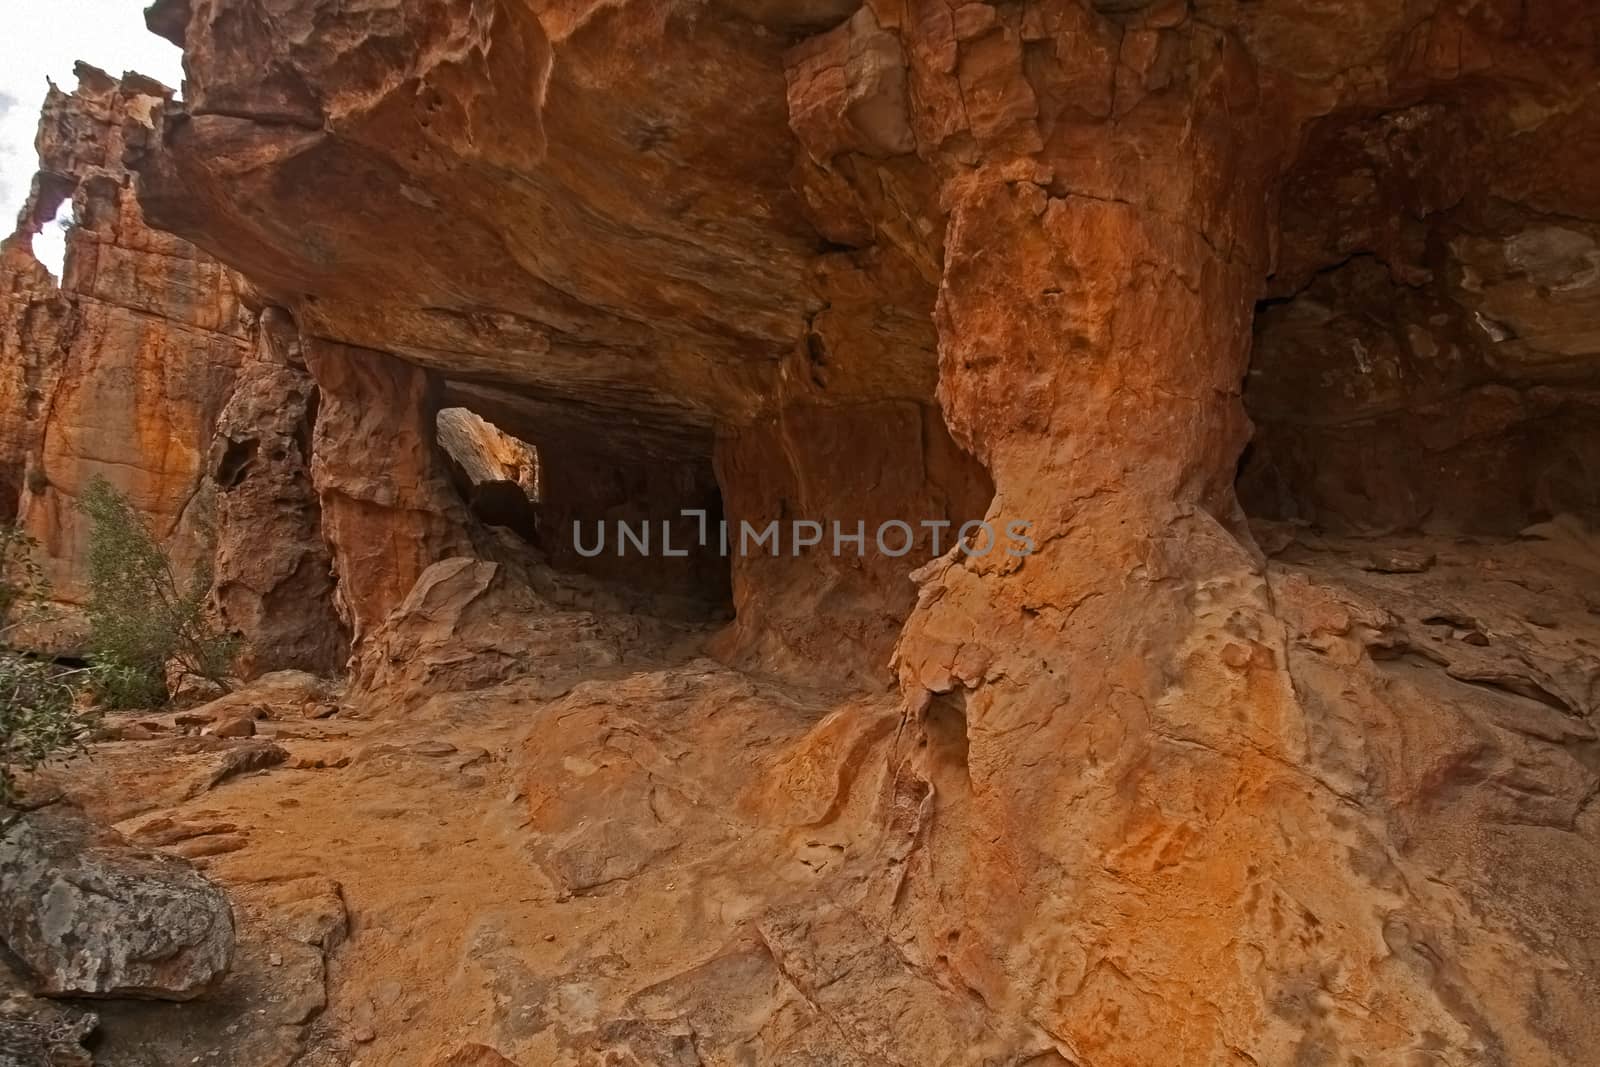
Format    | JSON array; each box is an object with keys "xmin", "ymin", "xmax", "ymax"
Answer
[
  {"xmin": 0, "ymin": 67, "xmax": 249, "ymax": 616},
  {"xmin": 1, "ymin": 0, "xmax": 1597, "ymax": 1063}
]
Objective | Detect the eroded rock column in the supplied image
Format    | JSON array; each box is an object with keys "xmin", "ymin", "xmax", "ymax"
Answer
[
  {"xmin": 208, "ymin": 308, "xmax": 347, "ymax": 675},
  {"xmin": 791, "ymin": 2, "xmax": 1509, "ymax": 1061},
  {"xmin": 301, "ymin": 338, "xmax": 478, "ymax": 644}
]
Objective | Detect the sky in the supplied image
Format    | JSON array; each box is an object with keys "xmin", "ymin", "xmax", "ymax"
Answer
[{"xmin": 0, "ymin": 0, "xmax": 184, "ymax": 276}]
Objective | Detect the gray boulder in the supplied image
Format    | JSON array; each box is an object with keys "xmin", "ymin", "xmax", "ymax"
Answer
[{"xmin": 0, "ymin": 805, "xmax": 234, "ymax": 1000}]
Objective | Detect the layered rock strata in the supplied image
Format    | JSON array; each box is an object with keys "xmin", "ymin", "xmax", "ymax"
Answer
[{"xmin": 0, "ymin": 66, "xmax": 249, "ymax": 617}]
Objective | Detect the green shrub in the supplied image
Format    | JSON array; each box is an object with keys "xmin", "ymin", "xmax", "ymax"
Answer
[
  {"xmin": 78, "ymin": 477, "xmax": 238, "ymax": 706},
  {"xmin": 0, "ymin": 653, "xmax": 97, "ymax": 805},
  {"xmin": 0, "ymin": 525, "xmax": 46, "ymax": 629},
  {"xmin": 0, "ymin": 527, "xmax": 96, "ymax": 806}
]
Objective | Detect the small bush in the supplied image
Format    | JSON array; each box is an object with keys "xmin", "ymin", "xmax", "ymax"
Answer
[
  {"xmin": 0, "ymin": 527, "xmax": 96, "ymax": 806},
  {"xmin": 78, "ymin": 477, "xmax": 238, "ymax": 706},
  {"xmin": 0, "ymin": 525, "xmax": 46, "ymax": 628},
  {"xmin": 0, "ymin": 653, "xmax": 96, "ymax": 805}
]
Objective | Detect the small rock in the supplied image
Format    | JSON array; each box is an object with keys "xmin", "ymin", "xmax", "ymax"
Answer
[
  {"xmin": 1361, "ymin": 549, "xmax": 1436, "ymax": 574},
  {"xmin": 349, "ymin": 996, "xmax": 377, "ymax": 1044},
  {"xmin": 186, "ymin": 742, "xmax": 290, "ymax": 797},
  {"xmin": 204, "ymin": 716, "xmax": 257, "ymax": 739},
  {"xmin": 409, "ymin": 741, "xmax": 458, "ymax": 757},
  {"xmin": 1247, "ymin": 519, "xmax": 1300, "ymax": 557},
  {"xmin": 430, "ymin": 1044, "xmax": 521, "ymax": 1067},
  {"xmin": 1220, "ymin": 642, "xmax": 1254, "ymax": 669},
  {"xmin": 288, "ymin": 752, "xmax": 352, "ymax": 771},
  {"xmin": 170, "ymin": 834, "xmax": 250, "ymax": 859},
  {"xmin": 130, "ymin": 818, "xmax": 239, "ymax": 847}
]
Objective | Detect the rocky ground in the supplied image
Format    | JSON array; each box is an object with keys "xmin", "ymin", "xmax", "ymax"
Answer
[{"xmin": 7, "ymin": 521, "xmax": 1595, "ymax": 1066}]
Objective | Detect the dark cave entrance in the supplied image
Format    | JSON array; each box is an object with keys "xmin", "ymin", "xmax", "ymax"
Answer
[
  {"xmin": 1235, "ymin": 101, "xmax": 1600, "ymax": 537},
  {"xmin": 436, "ymin": 407, "xmax": 543, "ymax": 543},
  {"xmin": 1237, "ymin": 251, "xmax": 1600, "ymax": 536},
  {"xmin": 434, "ymin": 404, "xmax": 734, "ymax": 618}
]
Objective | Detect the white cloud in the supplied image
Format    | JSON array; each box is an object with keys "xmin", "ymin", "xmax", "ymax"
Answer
[
  {"xmin": 0, "ymin": 1, "xmax": 184, "ymax": 244},
  {"xmin": 0, "ymin": 90, "xmax": 21, "ymax": 230}
]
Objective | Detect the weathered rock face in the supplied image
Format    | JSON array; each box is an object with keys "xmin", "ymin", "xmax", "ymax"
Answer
[
  {"xmin": 83, "ymin": 0, "xmax": 1600, "ymax": 1062},
  {"xmin": 302, "ymin": 337, "xmax": 481, "ymax": 643},
  {"xmin": 1240, "ymin": 68, "xmax": 1600, "ymax": 534},
  {"xmin": 713, "ymin": 400, "xmax": 992, "ymax": 681},
  {"xmin": 0, "ymin": 68, "xmax": 356, "ymax": 676},
  {"xmin": 133, "ymin": 0, "xmax": 992, "ymax": 676},
  {"xmin": 0, "ymin": 805, "xmax": 235, "ymax": 1000},
  {"xmin": 0, "ymin": 66, "xmax": 251, "ymax": 614},
  {"xmin": 790, "ymin": 2, "xmax": 1600, "ymax": 1062},
  {"xmin": 209, "ymin": 307, "xmax": 348, "ymax": 675}
]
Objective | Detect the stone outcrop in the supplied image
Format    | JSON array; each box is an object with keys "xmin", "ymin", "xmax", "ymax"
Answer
[
  {"xmin": 302, "ymin": 337, "xmax": 482, "ymax": 644},
  {"xmin": 0, "ymin": 67, "xmax": 359, "ymax": 676},
  {"xmin": 209, "ymin": 307, "xmax": 348, "ymax": 675},
  {"xmin": 0, "ymin": 804, "xmax": 235, "ymax": 1000},
  {"xmin": 0, "ymin": 66, "xmax": 251, "ymax": 616}
]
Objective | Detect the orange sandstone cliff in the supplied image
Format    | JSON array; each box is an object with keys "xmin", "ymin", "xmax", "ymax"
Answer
[{"xmin": 1, "ymin": 0, "xmax": 1599, "ymax": 1064}]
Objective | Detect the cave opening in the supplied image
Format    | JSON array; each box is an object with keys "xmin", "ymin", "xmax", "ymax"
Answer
[
  {"xmin": 1237, "ymin": 254, "xmax": 1600, "ymax": 537},
  {"xmin": 433, "ymin": 405, "xmax": 734, "ymax": 619},
  {"xmin": 30, "ymin": 198, "xmax": 75, "ymax": 282},
  {"xmin": 436, "ymin": 406, "xmax": 542, "ymax": 543},
  {"xmin": 1235, "ymin": 102, "xmax": 1600, "ymax": 538}
]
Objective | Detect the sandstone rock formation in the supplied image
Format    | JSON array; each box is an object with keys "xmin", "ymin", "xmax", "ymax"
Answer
[
  {"xmin": 437, "ymin": 405, "xmax": 542, "ymax": 542},
  {"xmin": 1238, "ymin": 30, "xmax": 1600, "ymax": 533},
  {"xmin": 0, "ymin": 69, "xmax": 352, "ymax": 675},
  {"xmin": 116, "ymin": 0, "xmax": 1600, "ymax": 1061},
  {"xmin": 132, "ymin": 0, "xmax": 993, "ymax": 677},
  {"xmin": 0, "ymin": 0, "xmax": 1596, "ymax": 1063},
  {"xmin": 0, "ymin": 66, "xmax": 250, "ymax": 621},
  {"xmin": 0, "ymin": 804, "xmax": 235, "ymax": 999},
  {"xmin": 301, "ymin": 336, "xmax": 483, "ymax": 644},
  {"xmin": 208, "ymin": 307, "xmax": 348, "ymax": 675}
]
